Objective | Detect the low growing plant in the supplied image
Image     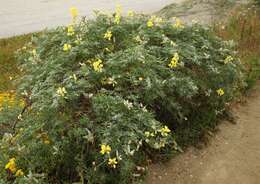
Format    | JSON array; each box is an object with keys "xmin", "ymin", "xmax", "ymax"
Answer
[{"xmin": 0, "ymin": 6, "xmax": 245, "ymax": 184}]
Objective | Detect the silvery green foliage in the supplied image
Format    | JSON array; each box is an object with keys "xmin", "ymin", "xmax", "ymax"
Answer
[{"xmin": 0, "ymin": 12, "xmax": 244, "ymax": 183}]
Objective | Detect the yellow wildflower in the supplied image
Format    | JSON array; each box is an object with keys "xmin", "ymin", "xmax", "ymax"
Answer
[
  {"xmin": 56, "ymin": 87, "xmax": 67, "ymax": 97},
  {"xmin": 67, "ymin": 25, "xmax": 75, "ymax": 36},
  {"xmin": 32, "ymin": 49, "xmax": 37, "ymax": 57},
  {"xmin": 100, "ymin": 144, "xmax": 111, "ymax": 155},
  {"xmin": 114, "ymin": 5, "xmax": 122, "ymax": 24},
  {"xmin": 63, "ymin": 44, "xmax": 72, "ymax": 52},
  {"xmin": 217, "ymin": 88, "xmax": 225, "ymax": 96},
  {"xmin": 127, "ymin": 10, "xmax": 134, "ymax": 17},
  {"xmin": 93, "ymin": 59, "xmax": 103, "ymax": 72},
  {"xmin": 147, "ymin": 20, "xmax": 154, "ymax": 27},
  {"xmin": 5, "ymin": 158, "xmax": 17, "ymax": 173},
  {"xmin": 168, "ymin": 53, "xmax": 179, "ymax": 68},
  {"xmin": 15, "ymin": 169, "xmax": 24, "ymax": 177},
  {"xmin": 159, "ymin": 126, "xmax": 171, "ymax": 137},
  {"xmin": 70, "ymin": 7, "xmax": 78, "ymax": 19},
  {"xmin": 108, "ymin": 157, "xmax": 118, "ymax": 168},
  {"xmin": 224, "ymin": 56, "xmax": 233, "ymax": 64},
  {"xmin": 104, "ymin": 30, "xmax": 113, "ymax": 41},
  {"xmin": 173, "ymin": 17, "xmax": 184, "ymax": 29},
  {"xmin": 139, "ymin": 77, "xmax": 143, "ymax": 81}
]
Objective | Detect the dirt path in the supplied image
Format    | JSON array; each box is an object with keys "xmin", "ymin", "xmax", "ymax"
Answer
[
  {"xmin": 146, "ymin": 82, "xmax": 260, "ymax": 184},
  {"xmin": 0, "ymin": 0, "xmax": 186, "ymax": 38}
]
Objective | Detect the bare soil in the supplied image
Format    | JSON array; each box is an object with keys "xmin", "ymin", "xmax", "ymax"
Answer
[{"xmin": 146, "ymin": 82, "xmax": 260, "ymax": 184}]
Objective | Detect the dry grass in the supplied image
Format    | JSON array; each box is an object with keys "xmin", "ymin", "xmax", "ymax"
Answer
[
  {"xmin": 0, "ymin": 34, "xmax": 32, "ymax": 92},
  {"xmin": 214, "ymin": 5, "xmax": 260, "ymax": 89}
]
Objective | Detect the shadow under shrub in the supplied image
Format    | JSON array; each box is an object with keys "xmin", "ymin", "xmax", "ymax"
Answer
[{"xmin": 0, "ymin": 9, "xmax": 245, "ymax": 184}]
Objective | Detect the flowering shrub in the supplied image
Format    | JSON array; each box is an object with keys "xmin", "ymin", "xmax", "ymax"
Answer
[{"xmin": 0, "ymin": 6, "xmax": 245, "ymax": 184}]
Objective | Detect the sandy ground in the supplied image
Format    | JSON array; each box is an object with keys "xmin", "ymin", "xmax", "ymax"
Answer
[
  {"xmin": 146, "ymin": 82, "xmax": 260, "ymax": 184},
  {"xmin": 0, "ymin": 0, "xmax": 187, "ymax": 38}
]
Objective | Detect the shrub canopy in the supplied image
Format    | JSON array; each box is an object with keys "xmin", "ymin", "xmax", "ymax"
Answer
[{"xmin": 0, "ymin": 8, "xmax": 244, "ymax": 184}]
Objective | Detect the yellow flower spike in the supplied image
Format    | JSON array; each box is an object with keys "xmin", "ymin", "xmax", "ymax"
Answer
[
  {"xmin": 63, "ymin": 44, "xmax": 72, "ymax": 52},
  {"xmin": 114, "ymin": 4, "xmax": 122, "ymax": 24},
  {"xmin": 93, "ymin": 59, "xmax": 103, "ymax": 72},
  {"xmin": 168, "ymin": 53, "xmax": 180, "ymax": 68},
  {"xmin": 100, "ymin": 144, "xmax": 111, "ymax": 155},
  {"xmin": 15, "ymin": 169, "xmax": 24, "ymax": 177},
  {"xmin": 5, "ymin": 158, "xmax": 17, "ymax": 173},
  {"xmin": 104, "ymin": 30, "xmax": 113, "ymax": 41},
  {"xmin": 108, "ymin": 157, "xmax": 118, "ymax": 168},
  {"xmin": 70, "ymin": 7, "xmax": 78, "ymax": 19},
  {"xmin": 67, "ymin": 25, "xmax": 75, "ymax": 36},
  {"xmin": 217, "ymin": 88, "xmax": 225, "ymax": 96}
]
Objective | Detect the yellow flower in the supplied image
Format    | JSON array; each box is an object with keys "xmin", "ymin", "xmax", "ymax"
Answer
[
  {"xmin": 56, "ymin": 87, "xmax": 67, "ymax": 97},
  {"xmin": 5, "ymin": 158, "xmax": 17, "ymax": 173},
  {"xmin": 139, "ymin": 77, "xmax": 143, "ymax": 81},
  {"xmin": 127, "ymin": 10, "xmax": 134, "ymax": 17},
  {"xmin": 63, "ymin": 44, "xmax": 72, "ymax": 52},
  {"xmin": 32, "ymin": 49, "xmax": 37, "ymax": 57},
  {"xmin": 67, "ymin": 25, "xmax": 75, "ymax": 36},
  {"xmin": 144, "ymin": 131, "xmax": 150, "ymax": 137},
  {"xmin": 104, "ymin": 30, "xmax": 113, "ymax": 41},
  {"xmin": 108, "ymin": 158, "xmax": 118, "ymax": 168},
  {"xmin": 224, "ymin": 56, "xmax": 233, "ymax": 64},
  {"xmin": 70, "ymin": 7, "xmax": 78, "ymax": 19},
  {"xmin": 15, "ymin": 169, "xmax": 24, "ymax": 177},
  {"xmin": 173, "ymin": 18, "xmax": 184, "ymax": 29},
  {"xmin": 217, "ymin": 88, "xmax": 225, "ymax": 96},
  {"xmin": 93, "ymin": 59, "xmax": 103, "ymax": 72},
  {"xmin": 168, "ymin": 53, "xmax": 179, "ymax": 68},
  {"xmin": 147, "ymin": 20, "xmax": 154, "ymax": 27},
  {"xmin": 100, "ymin": 144, "xmax": 111, "ymax": 155},
  {"xmin": 114, "ymin": 5, "xmax": 122, "ymax": 24},
  {"xmin": 159, "ymin": 126, "xmax": 171, "ymax": 137}
]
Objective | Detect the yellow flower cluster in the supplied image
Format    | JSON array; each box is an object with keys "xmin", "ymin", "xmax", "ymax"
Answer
[
  {"xmin": 159, "ymin": 126, "xmax": 171, "ymax": 137},
  {"xmin": 217, "ymin": 88, "xmax": 225, "ymax": 96},
  {"xmin": 114, "ymin": 5, "xmax": 122, "ymax": 24},
  {"xmin": 5, "ymin": 158, "xmax": 24, "ymax": 177},
  {"xmin": 63, "ymin": 44, "xmax": 72, "ymax": 52},
  {"xmin": 100, "ymin": 144, "xmax": 119, "ymax": 168},
  {"xmin": 70, "ymin": 7, "xmax": 78, "ymax": 20},
  {"xmin": 224, "ymin": 56, "xmax": 234, "ymax": 64},
  {"xmin": 38, "ymin": 132, "xmax": 51, "ymax": 145},
  {"xmin": 100, "ymin": 144, "xmax": 111, "ymax": 155},
  {"xmin": 56, "ymin": 87, "xmax": 67, "ymax": 97},
  {"xmin": 168, "ymin": 53, "xmax": 180, "ymax": 68},
  {"xmin": 147, "ymin": 16, "xmax": 164, "ymax": 28},
  {"xmin": 173, "ymin": 17, "xmax": 184, "ymax": 29},
  {"xmin": 127, "ymin": 10, "xmax": 134, "ymax": 17},
  {"xmin": 93, "ymin": 59, "xmax": 103, "ymax": 72},
  {"xmin": 104, "ymin": 30, "xmax": 113, "ymax": 41},
  {"xmin": 67, "ymin": 25, "xmax": 75, "ymax": 36}
]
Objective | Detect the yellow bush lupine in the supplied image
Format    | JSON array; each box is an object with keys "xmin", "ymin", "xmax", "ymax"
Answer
[
  {"xmin": 217, "ymin": 88, "xmax": 225, "ymax": 96},
  {"xmin": 168, "ymin": 53, "xmax": 180, "ymax": 68},
  {"xmin": 104, "ymin": 30, "xmax": 113, "ymax": 41},
  {"xmin": 100, "ymin": 144, "xmax": 111, "ymax": 155},
  {"xmin": 5, "ymin": 158, "xmax": 17, "ymax": 173},
  {"xmin": 93, "ymin": 59, "xmax": 103, "ymax": 72},
  {"xmin": 108, "ymin": 157, "xmax": 118, "ymax": 168}
]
